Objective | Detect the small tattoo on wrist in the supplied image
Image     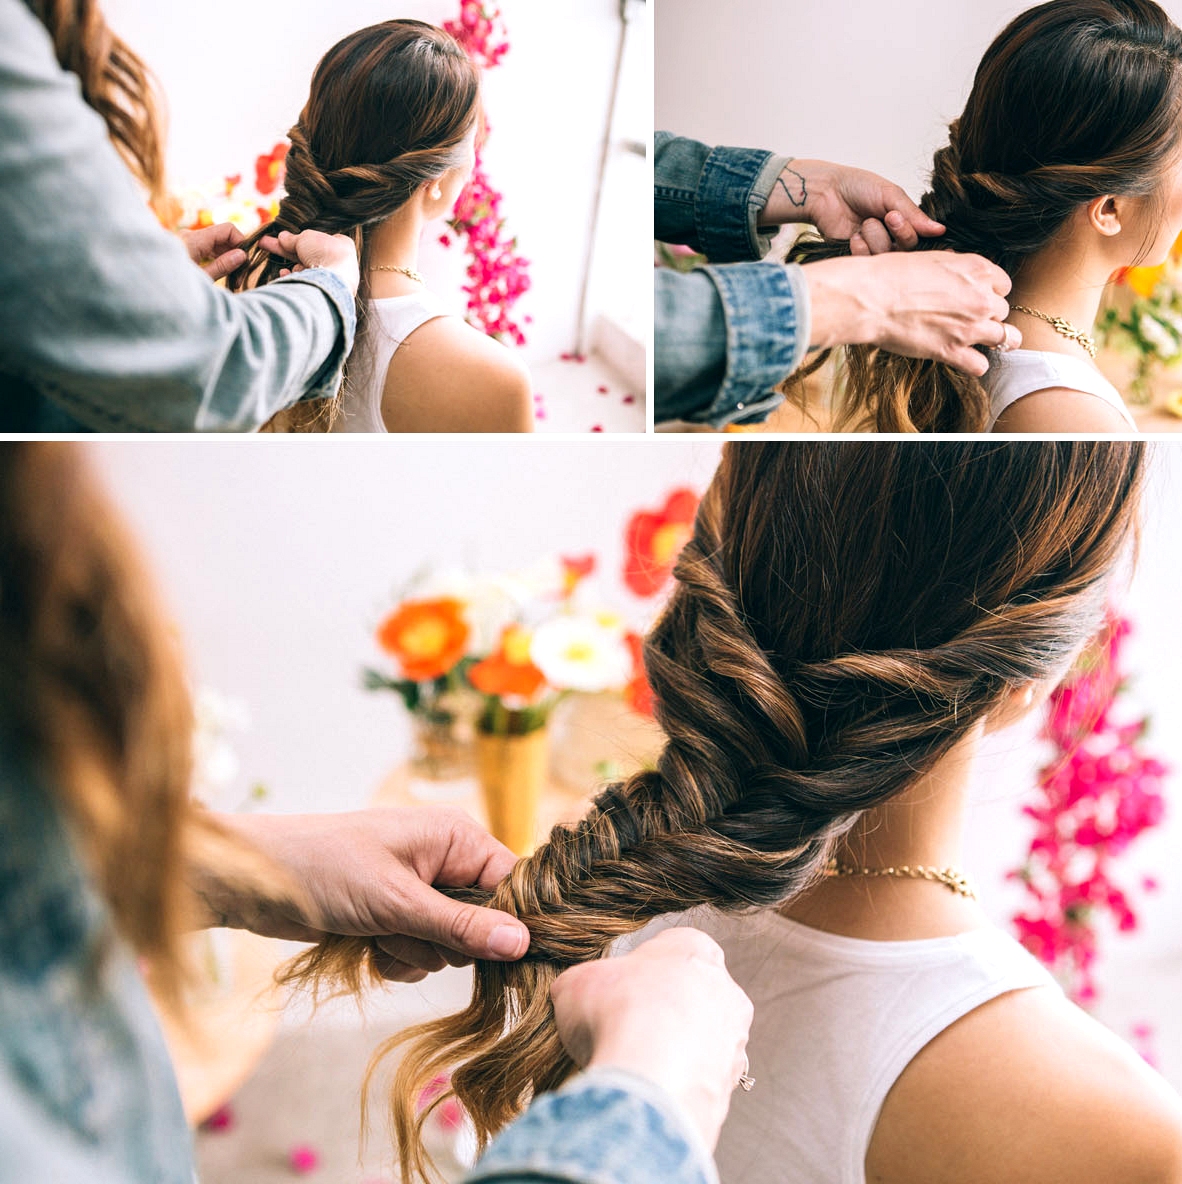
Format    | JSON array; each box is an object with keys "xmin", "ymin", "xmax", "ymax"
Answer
[{"xmin": 775, "ymin": 159, "xmax": 808, "ymax": 208}]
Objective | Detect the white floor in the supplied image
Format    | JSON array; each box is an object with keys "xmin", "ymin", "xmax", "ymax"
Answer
[{"xmin": 530, "ymin": 352, "xmax": 646, "ymax": 434}]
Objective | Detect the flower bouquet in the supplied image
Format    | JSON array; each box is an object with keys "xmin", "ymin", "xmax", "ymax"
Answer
[
  {"xmin": 366, "ymin": 558, "xmax": 634, "ymax": 850},
  {"xmin": 1098, "ymin": 234, "xmax": 1182, "ymax": 410}
]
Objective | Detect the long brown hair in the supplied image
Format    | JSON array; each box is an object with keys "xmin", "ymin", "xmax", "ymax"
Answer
[
  {"xmin": 787, "ymin": 0, "xmax": 1182, "ymax": 432},
  {"xmin": 283, "ymin": 441, "xmax": 1146, "ymax": 1181},
  {"xmin": 0, "ymin": 445, "xmax": 285, "ymax": 1013},
  {"xmin": 226, "ymin": 20, "xmax": 482, "ymax": 431},
  {"xmin": 24, "ymin": 0, "xmax": 167, "ymax": 214}
]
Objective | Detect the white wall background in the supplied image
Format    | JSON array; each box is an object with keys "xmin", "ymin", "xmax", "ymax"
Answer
[
  {"xmin": 656, "ymin": 0, "xmax": 1182, "ymax": 203},
  {"xmin": 103, "ymin": 0, "xmax": 643, "ymax": 363},
  {"xmin": 91, "ymin": 439, "xmax": 1182, "ymax": 1082}
]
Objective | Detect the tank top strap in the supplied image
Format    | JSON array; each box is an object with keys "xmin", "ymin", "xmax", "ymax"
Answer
[
  {"xmin": 983, "ymin": 349, "xmax": 1136, "ymax": 430},
  {"xmin": 331, "ymin": 290, "xmax": 455, "ymax": 433}
]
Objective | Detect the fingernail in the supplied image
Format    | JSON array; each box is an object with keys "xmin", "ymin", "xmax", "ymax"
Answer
[{"xmin": 488, "ymin": 924, "xmax": 527, "ymax": 959}]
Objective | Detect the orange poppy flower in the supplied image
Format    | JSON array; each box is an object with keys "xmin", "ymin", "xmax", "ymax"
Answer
[
  {"xmin": 377, "ymin": 598, "xmax": 470, "ymax": 682},
  {"xmin": 1124, "ymin": 262, "xmax": 1167, "ymax": 299},
  {"xmin": 623, "ymin": 488, "xmax": 699, "ymax": 597},
  {"xmin": 469, "ymin": 625, "xmax": 547, "ymax": 699},
  {"xmin": 255, "ymin": 143, "xmax": 289, "ymax": 197},
  {"xmin": 623, "ymin": 631, "xmax": 654, "ymax": 717},
  {"xmin": 561, "ymin": 554, "xmax": 596, "ymax": 596}
]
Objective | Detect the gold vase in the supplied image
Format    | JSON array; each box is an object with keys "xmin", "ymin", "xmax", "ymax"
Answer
[{"xmin": 477, "ymin": 728, "xmax": 549, "ymax": 856}]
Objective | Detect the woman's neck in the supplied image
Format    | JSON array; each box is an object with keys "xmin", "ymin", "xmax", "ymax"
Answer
[
  {"xmin": 366, "ymin": 208, "xmax": 427, "ymax": 298},
  {"xmin": 779, "ymin": 725, "xmax": 992, "ymax": 940},
  {"xmin": 1006, "ymin": 236, "xmax": 1113, "ymax": 364}
]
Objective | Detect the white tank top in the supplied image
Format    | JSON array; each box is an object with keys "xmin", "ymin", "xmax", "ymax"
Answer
[
  {"xmin": 331, "ymin": 291, "xmax": 454, "ymax": 433},
  {"xmin": 693, "ymin": 909, "xmax": 1060, "ymax": 1184},
  {"xmin": 982, "ymin": 348, "xmax": 1136, "ymax": 430}
]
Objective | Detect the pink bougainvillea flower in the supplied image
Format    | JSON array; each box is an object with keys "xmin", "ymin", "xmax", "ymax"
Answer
[
  {"xmin": 288, "ymin": 1144, "xmax": 319, "ymax": 1174},
  {"xmin": 199, "ymin": 1103, "xmax": 235, "ymax": 1133},
  {"xmin": 1009, "ymin": 612, "xmax": 1167, "ymax": 1007}
]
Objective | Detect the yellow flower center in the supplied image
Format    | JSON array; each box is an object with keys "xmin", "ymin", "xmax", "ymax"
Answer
[
  {"xmin": 400, "ymin": 618, "xmax": 450, "ymax": 658},
  {"xmin": 562, "ymin": 641, "xmax": 596, "ymax": 665},
  {"xmin": 503, "ymin": 626, "xmax": 534, "ymax": 666},
  {"xmin": 651, "ymin": 522, "xmax": 691, "ymax": 566}
]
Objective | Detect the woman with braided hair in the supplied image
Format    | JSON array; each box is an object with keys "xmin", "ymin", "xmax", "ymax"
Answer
[
  {"xmin": 787, "ymin": 0, "xmax": 1182, "ymax": 433},
  {"xmin": 226, "ymin": 19, "xmax": 533, "ymax": 433},
  {"xmin": 281, "ymin": 440, "xmax": 1182, "ymax": 1183}
]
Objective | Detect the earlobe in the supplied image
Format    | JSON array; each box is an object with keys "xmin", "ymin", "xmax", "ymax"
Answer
[
  {"xmin": 1088, "ymin": 195, "xmax": 1122, "ymax": 237},
  {"xmin": 984, "ymin": 681, "xmax": 1039, "ymax": 735}
]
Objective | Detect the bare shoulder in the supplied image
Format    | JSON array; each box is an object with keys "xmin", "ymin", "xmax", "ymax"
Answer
[
  {"xmin": 381, "ymin": 315, "xmax": 533, "ymax": 433},
  {"xmin": 991, "ymin": 386, "xmax": 1132, "ymax": 433},
  {"xmin": 867, "ymin": 985, "xmax": 1182, "ymax": 1184}
]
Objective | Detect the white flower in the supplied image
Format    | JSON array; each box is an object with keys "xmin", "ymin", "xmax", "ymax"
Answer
[
  {"xmin": 1137, "ymin": 310, "xmax": 1180, "ymax": 359},
  {"xmin": 192, "ymin": 688, "xmax": 251, "ymax": 802},
  {"xmin": 529, "ymin": 616, "xmax": 632, "ymax": 693}
]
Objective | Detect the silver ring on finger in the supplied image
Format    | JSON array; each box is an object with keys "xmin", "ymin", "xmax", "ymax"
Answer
[{"xmin": 737, "ymin": 1053, "xmax": 755, "ymax": 1092}]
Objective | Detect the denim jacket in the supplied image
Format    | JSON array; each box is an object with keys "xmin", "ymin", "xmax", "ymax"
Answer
[
  {"xmin": 0, "ymin": 733, "xmax": 195, "ymax": 1183},
  {"xmin": 0, "ymin": 731, "xmax": 716, "ymax": 1184},
  {"xmin": 469, "ymin": 1068, "xmax": 718, "ymax": 1184},
  {"xmin": 655, "ymin": 132, "xmax": 811, "ymax": 428},
  {"xmin": 0, "ymin": 0, "xmax": 355, "ymax": 432}
]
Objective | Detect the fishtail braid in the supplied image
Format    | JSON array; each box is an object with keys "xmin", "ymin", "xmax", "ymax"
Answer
[{"xmin": 280, "ymin": 443, "xmax": 1144, "ymax": 1183}]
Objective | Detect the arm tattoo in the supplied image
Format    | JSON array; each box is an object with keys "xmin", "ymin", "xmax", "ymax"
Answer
[{"xmin": 775, "ymin": 158, "xmax": 808, "ymax": 208}]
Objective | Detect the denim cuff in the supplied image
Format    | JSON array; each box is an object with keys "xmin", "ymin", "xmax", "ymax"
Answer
[
  {"xmin": 271, "ymin": 269, "xmax": 357, "ymax": 401},
  {"xmin": 467, "ymin": 1069, "xmax": 718, "ymax": 1184},
  {"xmin": 695, "ymin": 146, "xmax": 780, "ymax": 264},
  {"xmin": 749, "ymin": 152, "xmax": 792, "ymax": 256},
  {"xmin": 685, "ymin": 260, "xmax": 810, "ymax": 427}
]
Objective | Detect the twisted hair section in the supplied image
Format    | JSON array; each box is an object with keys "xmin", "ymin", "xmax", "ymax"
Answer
[
  {"xmin": 280, "ymin": 442, "xmax": 1145, "ymax": 1182},
  {"xmin": 26, "ymin": 0, "xmax": 167, "ymax": 211},
  {"xmin": 281, "ymin": 442, "xmax": 1141, "ymax": 1174},
  {"xmin": 225, "ymin": 20, "xmax": 481, "ymax": 430},
  {"xmin": 785, "ymin": 0, "xmax": 1182, "ymax": 431}
]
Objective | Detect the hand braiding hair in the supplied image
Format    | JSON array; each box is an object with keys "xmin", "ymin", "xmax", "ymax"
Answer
[
  {"xmin": 221, "ymin": 20, "xmax": 482, "ymax": 431},
  {"xmin": 784, "ymin": 0, "xmax": 1182, "ymax": 432},
  {"xmin": 279, "ymin": 442, "xmax": 1145, "ymax": 1183}
]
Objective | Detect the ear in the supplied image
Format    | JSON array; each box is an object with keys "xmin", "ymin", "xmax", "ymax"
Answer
[
  {"xmin": 1086, "ymin": 195, "xmax": 1123, "ymax": 237},
  {"xmin": 983, "ymin": 682, "xmax": 1039, "ymax": 735}
]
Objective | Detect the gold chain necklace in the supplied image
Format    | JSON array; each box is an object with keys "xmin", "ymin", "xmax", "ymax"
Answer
[
  {"xmin": 825, "ymin": 858, "xmax": 978, "ymax": 900},
  {"xmin": 367, "ymin": 264, "xmax": 425, "ymax": 284},
  {"xmin": 1010, "ymin": 305, "xmax": 1097, "ymax": 359}
]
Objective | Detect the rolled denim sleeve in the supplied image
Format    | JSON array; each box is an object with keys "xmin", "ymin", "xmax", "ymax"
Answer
[
  {"xmin": 655, "ymin": 132, "xmax": 789, "ymax": 262},
  {"xmin": 655, "ymin": 260, "xmax": 810, "ymax": 428},
  {"xmin": 0, "ymin": 0, "xmax": 355, "ymax": 432},
  {"xmin": 466, "ymin": 1069, "xmax": 718, "ymax": 1184},
  {"xmin": 654, "ymin": 133, "xmax": 810, "ymax": 427}
]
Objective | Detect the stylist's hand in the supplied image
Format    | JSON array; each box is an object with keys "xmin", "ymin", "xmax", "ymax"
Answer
[
  {"xmin": 550, "ymin": 928, "xmax": 754, "ymax": 1152},
  {"xmin": 803, "ymin": 251, "xmax": 1021, "ymax": 376},
  {"xmin": 200, "ymin": 807, "xmax": 529, "ymax": 980},
  {"xmin": 180, "ymin": 222, "xmax": 248, "ymax": 281},
  {"xmin": 260, "ymin": 228, "xmax": 361, "ymax": 297},
  {"xmin": 760, "ymin": 159, "xmax": 944, "ymax": 254}
]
